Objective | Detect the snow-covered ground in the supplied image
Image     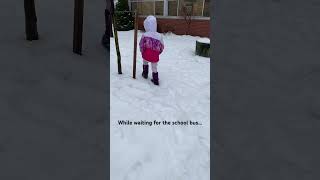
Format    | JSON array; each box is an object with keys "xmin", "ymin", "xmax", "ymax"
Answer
[{"xmin": 110, "ymin": 31, "xmax": 210, "ymax": 180}]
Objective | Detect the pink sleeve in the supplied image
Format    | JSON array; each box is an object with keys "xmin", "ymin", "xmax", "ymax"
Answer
[{"xmin": 139, "ymin": 35, "xmax": 145, "ymax": 53}]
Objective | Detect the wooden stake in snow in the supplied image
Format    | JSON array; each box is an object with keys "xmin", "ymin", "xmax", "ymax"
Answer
[
  {"xmin": 24, "ymin": 0, "xmax": 39, "ymax": 41},
  {"xmin": 113, "ymin": 15, "xmax": 122, "ymax": 74},
  {"xmin": 132, "ymin": 10, "xmax": 138, "ymax": 79},
  {"xmin": 73, "ymin": 0, "xmax": 84, "ymax": 55}
]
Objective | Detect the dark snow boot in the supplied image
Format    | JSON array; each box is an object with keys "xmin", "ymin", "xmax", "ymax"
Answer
[
  {"xmin": 142, "ymin": 65, "xmax": 149, "ymax": 79},
  {"xmin": 151, "ymin": 72, "xmax": 159, "ymax": 85}
]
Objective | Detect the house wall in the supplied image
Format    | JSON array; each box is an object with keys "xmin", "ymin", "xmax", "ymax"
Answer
[{"xmin": 138, "ymin": 17, "xmax": 210, "ymax": 37}]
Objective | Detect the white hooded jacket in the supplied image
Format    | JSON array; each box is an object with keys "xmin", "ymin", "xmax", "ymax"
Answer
[
  {"xmin": 139, "ymin": 16, "xmax": 164, "ymax": 62},
  {"xmin": 142, "ymin": 16, "xmax": 164, "ymax": 45}
]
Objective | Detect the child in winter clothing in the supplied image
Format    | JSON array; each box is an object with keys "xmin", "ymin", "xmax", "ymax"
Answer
[{"xmin": 139, "ymin": 16, "xmax": 164, "ymax": 85}]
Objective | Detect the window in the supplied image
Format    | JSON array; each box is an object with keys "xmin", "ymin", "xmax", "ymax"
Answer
[
  {"xmin": 131, "ymin": 1, "xmax": 154, "ymax": 15},
  {"xmin": 203, "ymin": 0, "xmax": 210, "ymax": 17},
  {"xmin": 155, "ymin": 1, "xmax": 164, "ymax": 15},
  {"xmin": 168, "ymin": 0, "xmax": 178, "ymax": 16},
  {"xmin": 129, "ymin": 0, "xmax": 209, "ymax": 17},
  {"xmin": 178, "ymin": 0, "xmax": 204, "ymax": 16}
]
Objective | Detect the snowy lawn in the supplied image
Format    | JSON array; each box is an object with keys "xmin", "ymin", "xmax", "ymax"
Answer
[{"xmin": 110, "ymin": 31, "xmax": 210, "ymax": 180}]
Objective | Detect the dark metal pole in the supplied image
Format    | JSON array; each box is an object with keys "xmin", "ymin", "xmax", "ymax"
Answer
[
  {"xmin": 24, "ymin": 0, "xmax": 39, "ymax": 41},
  {"xmin": 73, "ymin": 0, "xmax": 84, "ymax": 55},
  {"xmin": 102, "ymin": 0, "xmax": 114, "ymax": 48},
  {"xmin": 102, "ymin": 8, "xmax": 111, "ymax": 48},
  {"xmin": 110, "ymin": 0, "xmax": 114, "ymax": 37}
]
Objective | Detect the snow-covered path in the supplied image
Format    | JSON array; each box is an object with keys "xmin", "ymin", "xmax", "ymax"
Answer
[{"xmin": 111, "ymin": 31, "xmax": 210, "ymax": 180}]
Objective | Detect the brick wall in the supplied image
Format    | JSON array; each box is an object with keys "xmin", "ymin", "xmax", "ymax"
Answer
[{"xmin": 138, "ymin": 17, "xmax": 210, "ymax": 37}]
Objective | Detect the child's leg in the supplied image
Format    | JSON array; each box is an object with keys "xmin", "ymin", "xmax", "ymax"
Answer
[
  {"xmin": 151, "ymin": 62, "xmax": 158, "ymax": 73},
  {"xmin": 143, "ymin": 60, "xmax": 149, "ymax": 65},
  {"xmin": 142, "ymin": 59, "xmax": 149, "ymax": 78},
  {"xmin": 151, "ymin": 62, "xmax": 159, "ymax": 85}
]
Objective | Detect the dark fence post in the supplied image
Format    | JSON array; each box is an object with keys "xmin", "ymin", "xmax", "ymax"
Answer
[
  {"xmin": 112, "ymin": 13, "xmax": 122, "ymax": 74},
  {"xmin": 73, "ymin": 0, "xmax": 84, "ymax": 55},
  {"xmin": 132, "ymin": 11, "xmax": 138, "ymax": 79}
]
